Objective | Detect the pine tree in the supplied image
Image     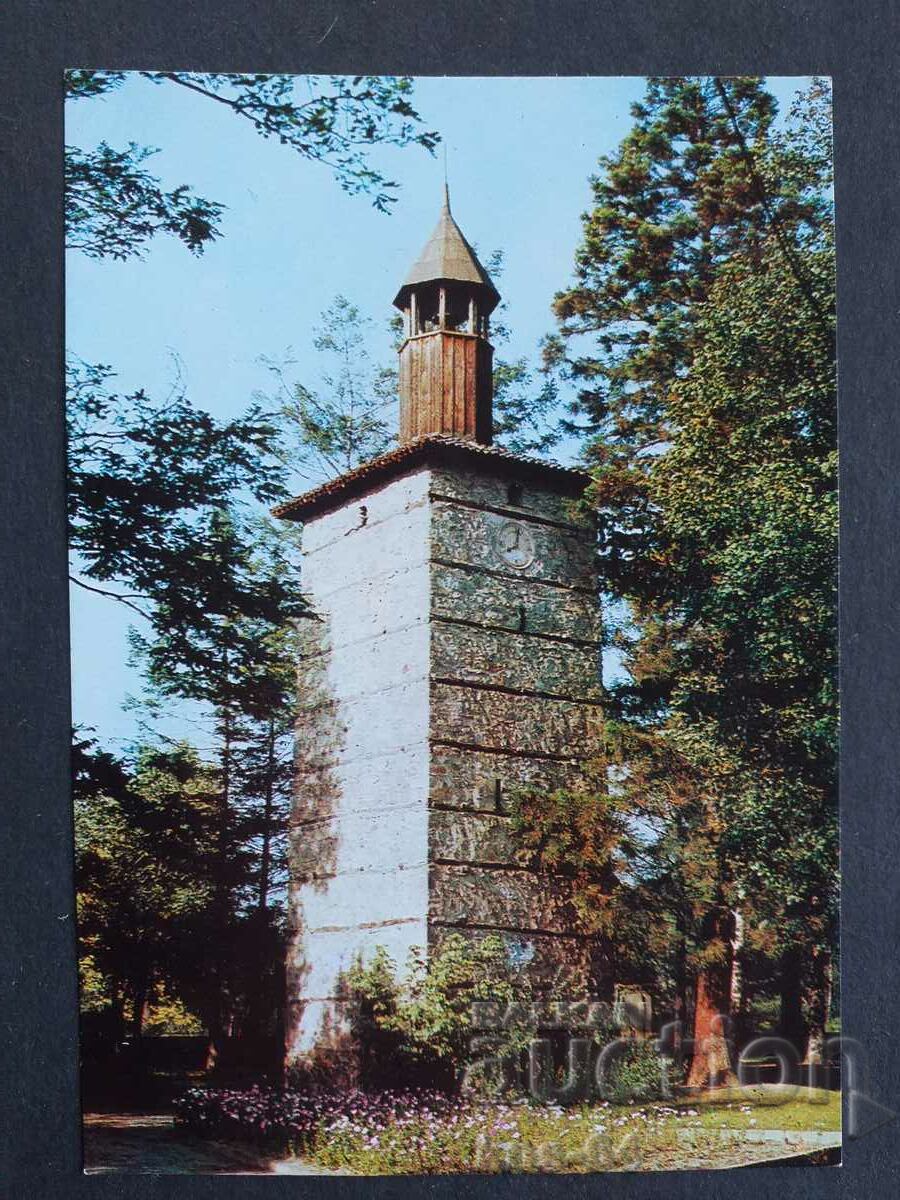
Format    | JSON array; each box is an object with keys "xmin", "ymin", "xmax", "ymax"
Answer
[
  {"xmin": 551, "ymin": 78, "xmax": 837, "ymax": 1081},
  {"xmin": 658, "ymin": 227, "xmax": 836, "ymax": 1069},
  {"xmin": 616, "ymin": 97, "xmax": 835, "ymax": 1076},
  {"xmin": 547, "ymin": 78, "xmax": 826, "ymax": 575},
  {"xmin": 129, "ymin": 509, "xmax": 306, "ymax": 1066}
]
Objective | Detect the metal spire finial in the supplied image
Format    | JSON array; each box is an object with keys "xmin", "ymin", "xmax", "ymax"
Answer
[{"xmin": 443, "ymin": 144, "xmax": 450, "ymax": 211}]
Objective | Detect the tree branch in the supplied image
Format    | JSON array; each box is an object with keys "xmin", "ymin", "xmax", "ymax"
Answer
[
  {"xmin": 70, "ymin": 575, "xmax": 152, "ymax": 620},
  {"xmin": 713, "ymin": 77, "xmax": 833, "ymax": 343}
]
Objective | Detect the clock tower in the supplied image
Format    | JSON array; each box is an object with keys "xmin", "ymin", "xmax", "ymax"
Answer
[{"xmin": 276, "ymin": 191, "xmax": 603, "ymax": 1073}]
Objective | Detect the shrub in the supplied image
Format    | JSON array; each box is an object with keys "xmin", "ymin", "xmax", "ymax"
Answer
[
  {"xmin": 597, "ymin": 1038, "xmax": 671, "ymax": 1104},
  {"xmin": 347, "ymin": 935, "xmax": 522, "ymax": 1091},
  {"xmin": 346, "ymin": 936, "xmax": 650, "ymax": 1099}
]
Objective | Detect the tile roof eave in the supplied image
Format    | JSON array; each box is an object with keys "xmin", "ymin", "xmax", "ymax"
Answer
[{"xmin": 272, "ymin": 435, "xmax": 593, "ymax": 523}]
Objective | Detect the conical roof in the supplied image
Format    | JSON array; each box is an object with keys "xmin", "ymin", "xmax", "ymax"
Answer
[{"xmin": 393, "ymin": 186, "xmax": 500, "ymax": 313}]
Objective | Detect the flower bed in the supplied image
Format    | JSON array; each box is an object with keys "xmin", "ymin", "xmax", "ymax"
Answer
[
  {"xmin": 174, "ymin": 1085, "xmax": 840, "ymax": 1174},
  {"xmin": 175, "ymin": 1087, "xmax": 509, "ymax": 1170}
]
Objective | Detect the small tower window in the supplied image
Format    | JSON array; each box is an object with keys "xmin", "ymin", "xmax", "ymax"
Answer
[
  {"xmin": 412, "ymin": 282, "xmax": 482, "ymax": 334},
  {"xmin": 507, "ymin": 481, "xmax": 523, "ymax": 507},
  {"xmin": 417, "ymin": 284, "xmax": 441, "ymax": 332},
  {"xmin": 444, "ymin": 284, "xmax": 472, "ymax": 332}
]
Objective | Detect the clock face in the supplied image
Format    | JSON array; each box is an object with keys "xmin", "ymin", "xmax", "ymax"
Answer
[{"xmin": 496, "ymin": 520, "xmax": 535, "ymax": 569}]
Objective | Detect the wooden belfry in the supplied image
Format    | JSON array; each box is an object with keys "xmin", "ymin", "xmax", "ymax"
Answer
[{"xmin": 393, "ymin": 185, "xmax": 500, "ymax": 444}]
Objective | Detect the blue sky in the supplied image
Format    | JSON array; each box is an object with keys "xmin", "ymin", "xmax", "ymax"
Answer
[{"xmin": 67, "ymin": 74, "xmax": 811, "ymax": 749}]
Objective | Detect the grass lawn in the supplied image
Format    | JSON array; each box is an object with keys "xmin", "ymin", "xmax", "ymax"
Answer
[{"xmin": 687, "ymin": 1085, "xmax": 840, "ymax": 1132}]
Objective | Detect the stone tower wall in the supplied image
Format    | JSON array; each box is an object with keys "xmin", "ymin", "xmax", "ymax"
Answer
[
  {"xmin": 286, "ymin": 460, "xmax": 602, "ymax": 1065},
  {"xmin": 426, "ymin": 464, "xmax": 602, "ymax": 987}
]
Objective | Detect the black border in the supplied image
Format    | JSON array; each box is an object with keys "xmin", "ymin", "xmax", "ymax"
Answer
[{"xmin": 2, "ymin": 2, "xmax": 898, "ymax": 1196}]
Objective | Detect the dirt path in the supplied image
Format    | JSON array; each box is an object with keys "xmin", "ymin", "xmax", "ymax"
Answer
[{"xmin": 82, "ymin": 1113, "xmax": 346, "ymax": 1175}]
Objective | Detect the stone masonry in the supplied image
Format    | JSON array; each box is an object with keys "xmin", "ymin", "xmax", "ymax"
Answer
[{"xmin": 282, "ymin": 447, "xmax": 602, "ymax": 1066}]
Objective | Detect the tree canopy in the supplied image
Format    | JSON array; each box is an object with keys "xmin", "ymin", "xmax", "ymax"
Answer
[
  {"xmin": 66, "ymin": 359, "xmax": 289, "ymax": 618},
  {"xmin": 69, "ymin": 74, "xmax": 838, "ymax": 1079},
  {"xmin": 265, "ymin": 295, "xmax": 398, "ymax": 480},
  {"xmin": 546, "ymin": 77, "xmax": 828, "ymax": 464},
  {"xmin": 65, "ymin": 71, "xmax": 439, "ymax": 260},
  {"xmin": 545, "ymin": 76, "xmax": 837, "ymax": 1072},
  {"xmin": 65, "ymin": 71, "xmax": 441, "ymax": 1059}
]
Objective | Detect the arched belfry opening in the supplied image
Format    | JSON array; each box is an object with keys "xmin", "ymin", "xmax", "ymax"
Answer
[{"xmin": 392, "ymin": 185, "xmax": 500, "ymax": 445}]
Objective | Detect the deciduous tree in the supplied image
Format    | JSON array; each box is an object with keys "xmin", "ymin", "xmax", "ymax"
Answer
[
  {"xmin": 74, "ymin": 736, "xmax": 219, "ymax": 1039},
  {"xmin": 67, "ymin": 358, "xmax": 289, "ymax": 618},
  {"xmin": 66, "ymin": 71, "xmax": 439, "ymax": 260}
]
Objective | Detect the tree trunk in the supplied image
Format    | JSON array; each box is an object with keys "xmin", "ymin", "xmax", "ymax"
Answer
[
  {"xmin": 204, "ymin": 1005, "xmax": 225, "ymax": 1073},
  {"xmin": 108, "ymin": 978, "xmax": 126, "ymax": 1049},
  {"xmin": 728, "ymin": 907, "xmax": 751, "ymax": 1047},
  {"xmin": 729, "ymin": 908, "xmax": 744, "ymax": 1013},
  {"xmin": 258, "ymin": 716, "xmax": 276, "ymax": 912},
  {"xmin": 686, "ymin": 910, "xmax": 738, "ymax": 1089},
  {"xmin": 779, "ymin": 944, "xmax": 807, "ymax": 1053},
  {"xmin": 671, "ymin": 911, "xmax": 690, "ymax": 1071},
  {"xmin": 205, "ymin": 698, "xmax": 234, "ymax": 1074},
  {"xmin": 130, "ymin": 981, "xmax": 148, "ymax": 1041},
  {"xmin": 804, "ymin": 947, "xmax": 832, "ymax": 1065}
]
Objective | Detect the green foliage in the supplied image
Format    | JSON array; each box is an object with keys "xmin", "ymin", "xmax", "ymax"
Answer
[
  {"xmin": 78, "ymin": 953, "xmax": 111, "ymax": 1014},
  {"xmin": 143, "ymin": 990, "xmax": 205, "ymax": 1036},
  {"xmin": 600, "ymin": 1039, "xmax": 671, "ymax": 1104},
  {"xmin": 73, "ymin": 498, "xmax": 303, "ymax": 1051},
  {"xmin": 509, "ymin": 782, "xmax": 625, "ymax": 940},
  {"xmin": 263, "ymin": 271, "xmax": 562, "ymax": 482},
  {"xmin": 68, "ymin": 358, "xmax": 303, "ymax": 1053},
  {"xmin": 485, "ymin": 250, "xmax": 562, "ymax": 456},
  {"xmin": 614, "ymin": 232, "xmax": 838, "ymax": 958},
  {"xmin": 390, "ymin": 935, "xmax": 519, "ymax": 1065},
  {"xmin": 347, "ymin": 946, "xmax": 400, "ymax": 1019},
  {"xmin": 65, "ymin": 70, "xmax": 126, "ymax": 100},
  {"xmin": 492, "ymin": 359, "xmax": 561, "ymax": 457},
  {"xmin": 66, "ymin": 358, "xmax": 289, "ymax": 616},
  {"xmin": 548, "ymin": 76, "xmax": 827, "ymax": 483},
  {"xmin": 66, "ymin": 141, "xmax": 224, "ymax": 259},
  {"xmin": 64, "ymin": 69, "xmax": 440, "ymax": 1063},
  {"xmin": 74, "ymin": 725, "xmax": 291, "ymax": 1044},
  {"xmin": 265, "ymin": 295, "xmax": 397, "ymax": 479},
  {"xmin": 123, "ymin": 509, "xmax": 304, "ymax": 1050},
  {"xmin": 545, "ymin": 78, "xmax": 837, "ymax": 1053},
  {"xmin": 128, "ymin": 508, "xmax": 304, "ymax": 712},
  {"xmin": 649, "ymin": 240, "xmax": 836, "ymax": 768},
  {"xmin": 65, "ymin": 71, "xmax": 439, "ymax": 259},
  {"xmin": 347, "ymin": 935, "xmax": 521, "ymax": 1087},
  {"xmin": 73, "ymin": 736, "xmax": 218, "ymax": 1033}
]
